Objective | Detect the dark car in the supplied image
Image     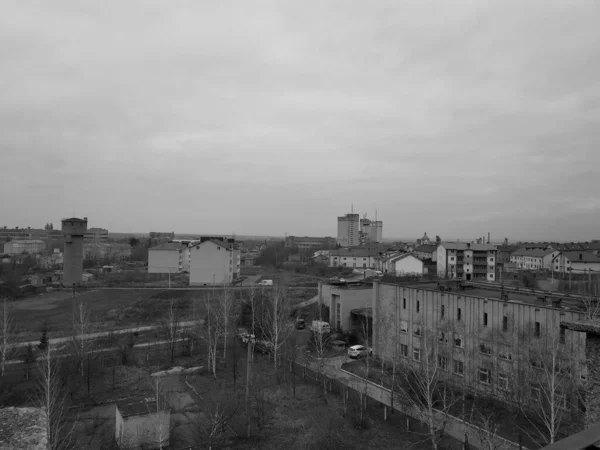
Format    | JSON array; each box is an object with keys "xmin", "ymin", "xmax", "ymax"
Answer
[{"xmin": 295, "ymin": 318, "xmax": 306, "ymax": 330}]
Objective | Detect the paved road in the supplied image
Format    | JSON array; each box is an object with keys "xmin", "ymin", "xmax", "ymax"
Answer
[{"xmin": 86, "ymin": 285, "xmax": 317, "ymax": 290}]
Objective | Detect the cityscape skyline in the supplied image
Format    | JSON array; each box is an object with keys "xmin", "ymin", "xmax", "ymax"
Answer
[{"xmin": 2, "ymin": 1, "xmax": 600, "ymax": 243}]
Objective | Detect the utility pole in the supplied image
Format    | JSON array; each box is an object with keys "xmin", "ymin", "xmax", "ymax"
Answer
[
  {"xmin": 246, "ymin": 339, "xmax": 252, "ymax": 437},
  {"xmin": 569, "ymin": 267, "xmax": 572, "ymax": 291},
  {"xmin": 589, "ymin": 268, "xmax": 592, "ymax": 294}
]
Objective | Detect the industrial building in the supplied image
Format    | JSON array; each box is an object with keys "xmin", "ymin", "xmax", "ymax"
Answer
[
  {"xmin": 284, "ymin": 235, "xmax": 336, "ymax": 250},
  {"xmin": 3, "ymin": 239, "xmax": 47, "ymax": 255},
  {"xmin": 189, "ymin": 238, "xmax": 240, "ymax": 285},
  {"xmin": 84, "ymin": 227, "xmax": 109, "ymax": 243},
  {"xmin": 61, "ymin": 217, "xmax": 88, "ymax": 286},
  {"xmin": 147, "ymin": 242, "xmax": 190, "ymax": 274}
]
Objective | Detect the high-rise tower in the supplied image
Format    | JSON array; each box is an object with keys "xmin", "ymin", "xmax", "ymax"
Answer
[{"xmin": 61, "ymin": 217, "xmax": 88, "ymax": 286}]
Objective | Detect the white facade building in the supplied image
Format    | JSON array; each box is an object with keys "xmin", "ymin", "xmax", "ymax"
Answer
[
  {"xmin": 329, "ymin": 247, "xmax": 380, "ymax": 269},
  {"xmin": 189, "ymin": 240, "xmax": 241, "ymax": 285},
  {"xmin": 437, "ymin": 242, "xmax": 497, "ymax": 281},
  {"xmin": 387, "ymin": 253, "xmax": 425, "ymax": 276},
  {"xmin": 3, "ymin": 239, "xmax": 47, "ymax": 255}
]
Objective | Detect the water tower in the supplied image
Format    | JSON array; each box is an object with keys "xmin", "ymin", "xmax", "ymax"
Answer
[{"xmin": 61, "ymin": 217, "xmax": 88, "ymax": 287}]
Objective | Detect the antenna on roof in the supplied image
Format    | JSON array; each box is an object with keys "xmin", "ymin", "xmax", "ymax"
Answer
[{"xmin": 351, "ymin": 204, "xmax": 354, "ymax": 214}]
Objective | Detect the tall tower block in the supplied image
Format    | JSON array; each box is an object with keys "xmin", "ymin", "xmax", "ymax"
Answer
[{"xmin": 61, "ymin": 217, "xmax": 88, "ymax": 286}]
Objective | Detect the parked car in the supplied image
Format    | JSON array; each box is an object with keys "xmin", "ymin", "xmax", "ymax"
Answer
[
  {"xmin": 347, "ymin": 345, "xmax": 373, "ymax": 359},
  {"xmin": 258, "ymin": 279, "xmax": 273, "ymax": 286}
]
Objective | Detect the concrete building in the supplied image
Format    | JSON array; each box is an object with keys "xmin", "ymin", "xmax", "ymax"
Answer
[
  {"xmin": 371, "ymin": 281, "xmax": 588, "ymax": 419},
  {"xmin": 413, "ymin": 244, "xmax": 437, "ymax": 261},
  {"xmin": 148, "ymin": 242, "xmax": 189, "ymax": 274},
  {"xmin": 189, "ymin": 239, "xmax": 240, "ymax": 285},
  {"xmin": 84, "ymin": 227, "xmax": 109, "ymax": 243},
  {"xmin": 329, "ymin": 247, "xmax": 380, "ymax": 269},
  {"xmin": 359, "ymin": 217, "xmax": 383, "ymax": 245},
  {"xmin": 437, "ymin": 242, "xmax": 497, "ymax": 281},
  {"xmin": 496, "ymin": 239, "xmax": 520, "ymax": 263},
  {"xmin": 321, "ymin": 282, "xmax": 373, "ymax": 333},
  {"xmin": 510, "ymin": 248, "xmax": 560, "ymax": 271},
  {"xmin": 385, "ymin": 253, "xmax": 425, "ymax": 276},
  {"xmin": 563, "ymin": 251, "xmax": 600, "ymax": 275},
  {"xmin": 0, "ymin": 228, "xmax": 49, "ymax": 240},
  {"xmin": 62, "ymin": 217, "xmax": 87, "ymax": 287},
  {"xmin": 3, "ymin": 239, "xmax": 46, "ymax": 255},
  {"xmin": 284, "ymin": 236, "xmax": 336, "ymax": 250},
  {"xmin": 337, "ymin": 213, "xmax": 360, "ymax": 247}
]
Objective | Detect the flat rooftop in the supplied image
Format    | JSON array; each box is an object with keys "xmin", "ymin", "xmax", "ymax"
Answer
[
  {"xmin": 392, "ymin": 281, "xmax": 579, "ymax": 311},
  {"xmin": 327, "ymin": 282, "xmax": 373, "ymax": 290}
]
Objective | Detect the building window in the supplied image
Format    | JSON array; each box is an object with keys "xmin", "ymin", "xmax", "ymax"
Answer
[
  {"xmin": 454, "ymin": 333, "xmax": 463, "ymax": 348},
  {"xmin": 413, "ymin": 325, "xmax": 422, "ymax": 337},
  {"xmin": 483, "ymin": 313, "xmax": 488, "ymax": 327},
  {"xmin": 416, "ymin": 300, "xmax": 420, "ymax": 313},
  {"xmin": 453, "ymin": 359, "xmax": 464, "ymax": 376},
  {"xmin": 502, "ymin": 316, "xmax": 508, "ymax": 332},
  {"xmin": 531, "ymin": 386, "xmax": 541, "ymax": 402},
  {"xmin": 498, "ymin": 350, "xmax": 513, "ymax": 361},
  {"xmin": 560, "ymin": 327, "xmax": 566, "ymax": 344},
  {"xmin": 441, "ymin": 305, "xmax": 445, "ymax": 318},
  {"xmin": 400, "ymin": 344, "xmax": 408, "ymax": 357},
  {"xmin": 457, "ymin": 308, "xmax": 462, "ymax": 321},
  {"xmin": 479, "ymin": 368, "xmax": 491, "ymax": 385},
  {"xmin": 438, "ymin": 331, "xmax": 447, "ymax": 343},
  {"xmin": 437, "ymin": 355, "xmax": 448, "ymax": 370},
  {"xmin": 403, "ymin": 298, "xmax": 406, "ymax": 309},
  {"xmin": 400, "ymin": 320, "xmax": 408, "ymax": 333},
  {"xmin": 413, "ymin": 347, "xmax": 421, "ymax": 361},
  {"xmin": 479, "ymin": 343, "xmax": 492, "ymax": 355},
  {"xmin": 498, "ymin": 373, "xmax": 509, "ymax": 390},
  {"xmin": 535, "ymin": 322, "xmax": 540, "ymax": 337}
]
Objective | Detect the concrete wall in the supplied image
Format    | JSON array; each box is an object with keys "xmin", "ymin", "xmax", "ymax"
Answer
[
  {"xmin": 392, "ymin": 255, "xmax": 424, "ymax": 276},
  {"xmin": 372, "ymin": 282, "xmax": 587, "ymax": 416},
  {"xmin": 148, "ymin": 249, "xmax": 181, "ymax": 274},
  {"xmin": 120, "ymin": 411, "xmax": 170, "ymax": 449},
  {"xmin": 585, "ymin": 334, "xmax": 600, "ymax": 428},
  {"xmin": 437, "ymin": 246, "xmax": 447, "ymax": 278},
  {"xmin": 189, "ymin": 241, "xmax": 234, "ymax": 285}
]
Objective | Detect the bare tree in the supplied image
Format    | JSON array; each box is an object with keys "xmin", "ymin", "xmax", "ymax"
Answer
[
  {"xmin": 201, "ymin": 291, "xmax": 225, "ymax": 379},
  {"xmin": 195, "ymin": 385, "xmax": 238, "ymax": 448},
  {"xmin": 219, "ymin": 286, "xmax": 238, "ymax": 361},
  {"xmin": 160, "ymin": 299, "xmax": 181, "ymax": 365},
  {"xmin": 0, "ymin": 297, "xmax": 16, "ymax": 377},
  {"xmin": 37, "ymin": 346, "xmax": 75, "ymax": 450},
  {"xmin": 395, "ymin": 328, "xmax": 460, "ymax": 450},
  {"xmin": 262, "ymin": 286, "xmax": 294, "ymax": 370},
  {"xmin": 517, "ymin": 324, "xmax": 574, "ymax": 446},
  {"xmin": 247, "ymin": 285, "xmax": 259, "ymax": 336},
  {"xmin": 148, "ymin": 377, "xmax": 171, "ymax": 450},
  {"xmin": 71, "ymin": 296, "xmax": 92, "ymax": 377},
  {"xmin": 471, "ymin": 408, "xmax": 514, "ymax": 450},
  {"xmin": 574, "ymin": 275, "xmax": 600, "ymax": 319}
]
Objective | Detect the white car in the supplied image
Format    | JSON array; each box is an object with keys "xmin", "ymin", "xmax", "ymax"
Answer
[{"xmin": 347, "ymin": 345, "xmax": 373, "ymax": 359}]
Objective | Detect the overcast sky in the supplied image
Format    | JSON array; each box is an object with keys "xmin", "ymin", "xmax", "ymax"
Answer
[{"xmin": 2, "ymin": 1, "xmax": 600, "ymax": 242}]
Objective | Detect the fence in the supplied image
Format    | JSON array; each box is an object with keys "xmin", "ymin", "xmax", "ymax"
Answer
[{"xmin": 286, "ymin": 360, "xmax": 528, "ymax": 450}]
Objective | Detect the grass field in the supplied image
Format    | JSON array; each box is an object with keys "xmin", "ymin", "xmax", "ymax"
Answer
[{"xmin": 9, "ymin": 288, "xmax": 210, "ymax": 342}]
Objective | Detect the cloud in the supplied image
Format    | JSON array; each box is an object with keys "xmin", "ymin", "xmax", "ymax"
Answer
[{"xmin": 1, "ymin": 0, "xmax": 599, "ymax": 240}]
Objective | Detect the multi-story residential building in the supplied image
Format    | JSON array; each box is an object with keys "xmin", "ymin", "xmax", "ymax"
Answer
[
  {"xmin": 369, "ymin": 281, "xmax": 588, "ymax": 419},
  {"xmin": 84, "ymin": 227, "xmax": 109, "ymax": 243},
  {"xmin": 3, "ymin": 240, "xmax": 47, "ymax": 255},
  {"xmin": 0, "ymin": 228, "xmax": 49, "ymax": 241},
  {"xmin": 329, "ymin": 247, "xmax": 380, "ymax": 269},
  {"xmin": 413, "ymin": 244, "xmax": 437, "ymax": 261},
  {"xmin": 284, "ymin": 236, "xmax": 336, "ymax": 250},
  {"xmin": 337, "ymin": 213, "xmax": 360, "ymax": 247},
  {"xmin": 189, "ymin": 239, "xmax": 240, "ymax": 285},
  {"xmin": 437, "ymin": 242, "xmax": 497, "ymax": 281},
  {"xmin": 149, "ymin": 232, "xmax": 175, "ymax": 240},
  {"xmin": 147, "ymin": 242, "xmax": 189, "ymax": 274},
  {"xmin": 510, "ymin": 248, "xmax": 561, "ymax": 271}
]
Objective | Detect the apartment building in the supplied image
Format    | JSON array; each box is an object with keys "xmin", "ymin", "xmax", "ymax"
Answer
[
  {"xmin": 3, "ymin": 239, "xmax": 47, "ymax": 255},
  {"xmin": 510, "ymin": 248, "xmax": 560, "ymax": 271},
  {"xmin": 563, "ymin": 251, "xmax": 600, "ymax": 274},
  {"xmin": 84, "ymin": 227, "xmax": 109, "ymax": 243},
  {"xmin": 284, "ymin": 236, "xmax": 336, "ymax": 250},
  {"xmin": 437, "ymin": 242, "xmax": 497, "ymax": 281},
  {"xmin": 337, "ymin": 213, "xmax": 360, "ymax": 247},
  {"xmin": 147, "ymin": 242, "xmax": 189, "ymax": 274},
  {"xmin": 359, "ymin": 218, "xmax": 383, "ymax": 245},
  {"xmin": 189, "ymin": 239, "xmax": 240, "ymax": 285},
  {"xmin": 329, "ymin": 247, "xmax": 380, "ymax": 269},
  {"xmin": 371, "ymin": 281, "xmax": 588, "ymax": 418}
]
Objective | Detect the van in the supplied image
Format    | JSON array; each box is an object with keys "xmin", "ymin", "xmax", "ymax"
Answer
[
  {"xmin": 310, "ymin": 320, "xmax": 331, "ymax": 334},
  {"xmin": 258, "ymin": 279, "xmax": 273, "ymax": 286}
]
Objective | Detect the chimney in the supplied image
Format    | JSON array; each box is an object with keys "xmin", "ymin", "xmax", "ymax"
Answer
[
  {"xmin": 504, "ymin": 237, "xmax": 508, "ymax": 246},
  {"xmin": 488, "ymin": 232, "xmax": 491, "ymax": 244}
]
